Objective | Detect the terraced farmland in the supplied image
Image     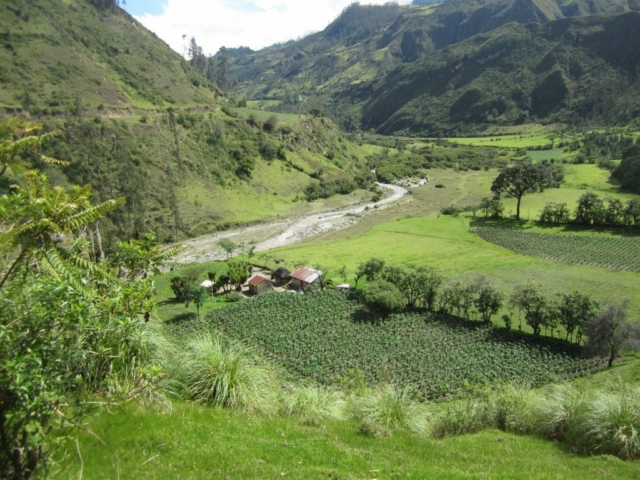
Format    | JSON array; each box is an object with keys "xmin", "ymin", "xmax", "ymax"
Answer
[
  {"xmin": 473, "ymin": 227, "xmax": 640, "ymax": 272},
  {"xmin": 169, "ymin": 291, "xmax": 602, "ymax": 400}
]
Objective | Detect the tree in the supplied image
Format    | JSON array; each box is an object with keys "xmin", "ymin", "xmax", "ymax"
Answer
[
  {"xmin": 216, "ymin": 46, "xmax": 228, "ymax": 90},
  {"xmin": 625, "ymin": 198, "xmax": 640, "ymax": 226},
  {"xmin": 183, "ymin": 283, "xmax": 207, "ymax": 318},
  {"xmin": 473, "ymin": 276, "xmax": 503, "ymax": 324},
  {"xmin": 217, "ymin": 238, "xmax": 237, "ymax": 259},
  {"xmin": 556, "ymin": 291, "xmax": 599, "ymax": 343},
  {"xmin": 357, "ymin": 258, "xmax": 386, "ymax": 282},
  {"xmin": 510, "ymin": 282, "xmax": 552, "ymax": 336},
  {"xmin": 585, "ymin": 302, "xmax": 640, "ymax": 367},
  {"xmin": 491, "ymin": 163, "xmax": 554, "ymax": 220},
  {"xmin": 188, "ymin": 37, "xmax": 207, "ymax": 75},
  {"xmin": 539, "ymin": 202, "xmax": 570, "ymax": 224},
  {"xmin": 612, "ymin": 144, "xmax": 640, "ymax": 193},
  {"xmin": 574, "ymin": 192, "xmax": 606, "ymax": 226},
  {"xmin": 478, "ymin": 197, "xmax": 504, "ymax": 219},
  {"xmin": 361, "ymin": 280, "xmax": 405, "ymax": 315},
  {"xmin": 109, "ymin": 232, "xmax": 178, "ymax": 282},
  {"xmin": 228, "ymin": 259, "xmax": 251, "ymax": 290}
]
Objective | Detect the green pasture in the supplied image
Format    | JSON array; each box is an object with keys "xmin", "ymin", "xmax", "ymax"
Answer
[
  {"xmin": 562, "ymin": 164, "xmax": 620, "ymax": 191},
  {"xmin": 58, "ymin": 403, "xmax": 640, "ymax": 480},
  {"xmin": 232, "ymin": 106, "xmax": 300, "ymax": 123},
  {"xmin": 525, "ymin": 148, "xmax": 564, "ymax": 163},
  {"xmin": 444, "ymin": 134, "xmax": 555, "ymax": 149},
  {"xmin": 269, "ymin": 215, "xmax": 640, "ymax": 319}
]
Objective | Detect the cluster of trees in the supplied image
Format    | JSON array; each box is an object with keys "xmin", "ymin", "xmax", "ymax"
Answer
[
  {"xmin": 612, "ymin": 144, "xmax": 640, "ymax": 194},
  {"xmin": 441, "ymin": 197, "xmax": 504, "ymax": 218},
  {"xmin": 188, "ymin": 37, "xmax": 228, "ymax": 90},
  {"xmin": 1, "ymin": 119, "xmax": 171, "ymax": 478},
  {"xmin": 351, "ymin": 258, "xmax": 639, "ymax": 366},
  {"xmin": 540, "ymin": 193, "xmax": 640, "ymax": 227},
  {"xmin": 370, "ymin": 146, "xmax": 507, "ymax": 184}
]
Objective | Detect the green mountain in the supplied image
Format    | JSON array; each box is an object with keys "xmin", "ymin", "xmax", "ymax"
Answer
[
  {"xmin": 0, "ymin": 0, "xmax": 217, "ymax": 113},
  {"xmin": 224, "ymin": 0, "xmax": 640, "ymax": 134},
  {"xmin": 363, "ymin": 11, "xmax": 640, "ymax": 134},
  {"xmin": 0, "ymin": 0, "xmax": 379, "ymax": 248}
]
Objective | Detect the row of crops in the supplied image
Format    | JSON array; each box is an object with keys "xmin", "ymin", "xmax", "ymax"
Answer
[
  {"xmin": 473, "ymin": 227, "xmax": 640, "ymax": 272},
  {"xmin": 168, "ymin": 291, "xmax": 602, "ymax": 400}
]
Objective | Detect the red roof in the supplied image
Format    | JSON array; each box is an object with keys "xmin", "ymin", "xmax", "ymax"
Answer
[
  {"xmin": 290, "ymin": 266, "xmax": 322, "ymax": 284},
  {"xmin": 249, "ymin": 275, "xmax": 271, "ymax": 287}
]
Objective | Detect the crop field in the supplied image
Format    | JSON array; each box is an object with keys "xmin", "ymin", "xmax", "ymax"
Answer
[
  {"xmin": 473, "ymin": 227, "xmax": 640, "ymax": 272},
  {"xmin": 169, "ymin": 291, "xmax": 603, "ymax": 399}
]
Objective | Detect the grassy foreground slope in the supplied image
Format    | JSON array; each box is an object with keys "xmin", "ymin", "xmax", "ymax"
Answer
[
  {"xmin": 59, "ymin": 402, "xmax": 640, "ymax": 479},
  {"xmin": 0, "ymin": 0, "xmax": 216, "ymax": 111}
]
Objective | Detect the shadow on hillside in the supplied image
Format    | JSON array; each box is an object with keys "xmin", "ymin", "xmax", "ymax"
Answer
[{"xmin": 165, "ymin": 312, "xmax": 197, "ymax": 325}]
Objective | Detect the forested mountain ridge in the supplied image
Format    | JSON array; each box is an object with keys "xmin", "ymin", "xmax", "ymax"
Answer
[
  {"xmin": 363, "ymin": 11, "xmax": 640, "ymax": 134},
  {"xmin": 224, "ymin": 0, "xmax": 640, "ymax": 134},
  {"xmin": 0, "ymin": 0, "xmax": 217, "ymax": 113}
]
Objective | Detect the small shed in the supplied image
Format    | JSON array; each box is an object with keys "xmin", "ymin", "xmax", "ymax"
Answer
[
  {"xmin": 248, "ymin": 275, "xmax": 274, "ymax": 295},
  {"xmin": 290, "ymin": 266, "xmax": 322, "ymax": 291},
  {"xmin": 272, "ymin": 267, "xmax": 291, "ymax": 286}
]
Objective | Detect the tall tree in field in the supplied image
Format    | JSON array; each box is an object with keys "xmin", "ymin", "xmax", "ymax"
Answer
[
  {"xmin": 216, "ymin": 46, "xmax": 229, "ymax": 90},
  {"xmin": 585, "ymin": 302, "xmax": 640, "ymax": 367},
  {"xmin": 491, "ymin": 163, "xmax": 554, "ymax": 220}
]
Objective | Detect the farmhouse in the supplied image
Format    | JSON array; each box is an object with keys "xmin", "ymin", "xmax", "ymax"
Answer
[
  {"xmin": 272, "ymin": 267, "xmax": 291, "ymax": 286},
  {"xmin": 290, "ymin": 266, "xmax": 322, "ymax": 291},
  {"xmin": 248, "ymin": 275, "xmax": 274, "ymax": 295}
]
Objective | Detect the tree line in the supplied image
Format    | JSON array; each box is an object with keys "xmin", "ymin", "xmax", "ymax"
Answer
[{"xmin": 347, "ymin": 257, "xmax": 639, "ymax": 367}]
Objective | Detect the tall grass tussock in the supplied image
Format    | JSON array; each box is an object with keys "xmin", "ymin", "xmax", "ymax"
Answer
[{"xmin": 175, "ymin": 334, "xmax": 279, "ymax": 414}]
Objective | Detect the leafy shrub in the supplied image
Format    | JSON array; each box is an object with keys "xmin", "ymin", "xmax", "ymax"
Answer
[
  {"xmin": 361, "ymin": 280, "xmax": 405, "ymax": 314},
  {"xmin": 440, "ymin": 205, "xmax": 461, "ymax": 216}
]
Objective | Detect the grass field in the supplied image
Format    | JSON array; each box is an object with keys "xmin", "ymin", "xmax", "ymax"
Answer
[
  {"xmin": 267, "ymin": 215, "xmax": 640, "ymax": 319},
  {"xmin": 57, "ymin": 401, "xmax": 640, "ymax": 479},
  {"xmin": 444, "ymin": 134, "xmax": 556, "ymax": 148}
]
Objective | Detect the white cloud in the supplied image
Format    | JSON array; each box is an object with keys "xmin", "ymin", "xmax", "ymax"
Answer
[{"xmin": 135, "ymin": 0, "xmax": 413, "ymax": 56}]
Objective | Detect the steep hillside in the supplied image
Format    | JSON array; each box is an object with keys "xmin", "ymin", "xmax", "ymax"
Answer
[
  {"xmin": 224, "ymin": 0, "xmax": 640, "ymax": 133},
  {"xmin": 0, "ymin": 0, "xmax": 217, "ymax": 113},
  {"xmin": 34, "ymin": 109, "xmax": 378, "ymax": 249},
  {"xmin": 363, "ymin": 12, "xmax": 640, "ymax": 134}
]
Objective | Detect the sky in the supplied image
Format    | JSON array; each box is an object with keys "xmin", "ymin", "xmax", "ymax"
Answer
[{"xmin": 124, "ymin": 0, "xmax": 413, "ymax": 57}]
